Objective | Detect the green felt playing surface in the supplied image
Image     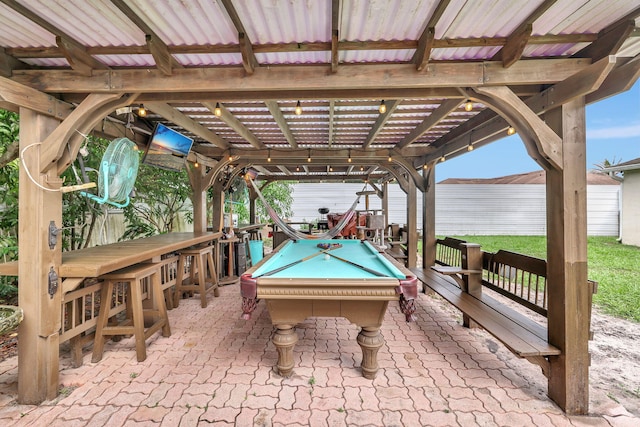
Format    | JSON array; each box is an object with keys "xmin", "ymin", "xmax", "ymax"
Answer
[{"xmin": 252, "ymin": 239, "xmax": 405, "ymax": 279}]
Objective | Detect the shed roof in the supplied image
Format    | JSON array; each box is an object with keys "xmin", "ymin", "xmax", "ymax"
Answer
[
  {"xmin": 602, "ymin": 157, "xmax": 640, "ymax": 173},
  {"xmin": 439, "ymin": 170, "xmax": 621, "ymax": 185},
  {"xmin": 0, "ymin": 0, "xmax": 639, "ymax": 183}
]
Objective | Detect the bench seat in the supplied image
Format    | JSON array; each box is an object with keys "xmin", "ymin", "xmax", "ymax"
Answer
[{"xmin": 409, "ymin": 267, "xmax": 560, "ymax": 358}]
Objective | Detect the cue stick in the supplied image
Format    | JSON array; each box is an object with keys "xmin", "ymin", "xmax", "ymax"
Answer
[
  {"xmin": 256, "ymin": 246, "xmax": 340, "ymax": 278},
  {"xmin": 324, "ymin": 252, "xmax": 390, "ymax": 277}
]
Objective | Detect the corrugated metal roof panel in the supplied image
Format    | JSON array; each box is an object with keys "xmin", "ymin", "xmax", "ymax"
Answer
[
  {"xmin": 173, "ymin": 53, "xmax": 242, "ymax": 66},
  {"xmin": 94, "ymin": 54, "xmax": 155, "ymax": 67},
  {"xmin": 342, "ymin": 49, "xmax": 414, "ymax": 63},
  {"xmin": 341, "ymin": 0, "xmax": 439, "ymax": 41},
  {"xmin": 0, "ymin": 2, "xmax": 54, "ymax": 47},
  {"xmin": 233, "ymin": 0, "xmax": 331, "ymax": 44},
  {"xmin": 121, "ymin": 0, "xmax": 237, "ymax": 45},
  {"xmin": 18, "ymin": 0, "xmax": 144, "ymax": 46},
  {"xmin": 255, "ymin": 51, "xmax": 330, "ymax": 65}
]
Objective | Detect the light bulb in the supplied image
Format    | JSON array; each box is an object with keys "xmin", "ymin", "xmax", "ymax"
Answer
[
  {"xmin": 137, "ymin": 104, "xmax": 147, "ymax": 117},
  {"xmin": 464, "ymin": 100, "xmax": 473, "ymax": 112},
  {"xmin": 295, "ymin": 101, "xmax": 302, "ymax": 115},
  {"xmin": 507, "ymin": 126, "xmax": 516, "ymax": 135},
  {"xmin": 379, "ymin": 100, "xmax": 386, "ymax": 114},
  {"xmin": 440, "ymin": 155, "xmax": 446, "ymax": 162},
  {"xmin": 467, "ymin": 144, "xmax": 474, "ymax": 151},
  {"xmin": 214, "ymin": 102, "xmax": 222, "ymax": 117}
]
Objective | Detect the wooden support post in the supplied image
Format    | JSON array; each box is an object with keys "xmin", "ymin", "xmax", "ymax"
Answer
[
  {"xmin": 406, "ymin": 176, "xmax": 418, "ymax": 268},
  {"xmin": 460, "ymin": 243, "xmax": 482, "ymax": 297},
  {"xmin": 382, "ymin": 182, "xmax": 389, "ymax": 230},
  {"xmin": 545, "ymin": 97, "xmax": 590, "ymax": 415},
  {"xmin": 422, "ymin": 167, "xmax": 436, "ymax": 270},
  {"xmin": 248, "ymin": 185, "xmax": 257, "ymax": 224},
  {"xmin": 188, "ymin": 165, "xmax": 207, "ymax": 232},
  {"xmin": 210, "ymin": 179, "xmax": 225, "ymax": 233},
  {"xmin": 17, "ymin": 109, "xmax": 63, "ymax": 403}
]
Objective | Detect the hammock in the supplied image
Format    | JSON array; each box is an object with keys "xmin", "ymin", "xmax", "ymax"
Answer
[{"xmin": 247, "ymin": 178, "xmax": 362, "ymax": 241}]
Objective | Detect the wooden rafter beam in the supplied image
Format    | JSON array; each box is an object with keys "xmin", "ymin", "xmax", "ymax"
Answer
[
  {"xmin": 574, "ymin": 19, "xmax": 636, "ymax": 61},
  {"xmin": 11, "ymin": 59, "xmax": 590, "ymax": 93},
  {"xmin": 0, "ymin": 76, "xmax": 72, "ymax": 119},
  {"xmin": 110, "ymin": 0, "xmax": 180, "ymax": 76},
  {"xmin": 265, "ymin": 101, "xmax": 298, "ymax": 148},
  {"xmin": 56, "ymin": 36, "xmax": 110, "ymax": 76},
  {"xmin": 331, "ymin": 0, "xmax": 341, "ymax": 73},
  {"xmin": 220, "ymin": 0, "xmax": 258, "ymax": 74},
  {"xmin": 277, "ymin": 165, "xmax": 292, "ymax": 175},
  {"xmin": 202, "ymin": 101, "xmax": 265, "ymax": 149},
  {"xmin": 0, "ymin": 0, "xmax": 108, "ymax": 73},
  {"xmin": 129, "ymin": 87, "xmax": 468, "ymax": 103},
  {"xmin": 362, "ymin": 100, "xmax": 401, "ymax": 148},
  {"xmin": 6, "ymin": 33, "xmax": 604, "ymax": 59},
  {"xmin": 145, "ymin": 102, "xmax": 230, "ymax": 149},
  {"xmin": 587, "ymin": 54, "xmax": 640, "ymax": 104},
  {"xmin": 425, "ymin": 56, "xmax": 617, "ymax": 165},
  {"xmin": 492, "ymin": 0, "xmax": 557, "ymax": 68},
  {"xmin": 0, "ymin": 47, "xmax": 26, "ymax": 78},
  {"xmin": 413, "ymin": 0, "xmax": 451, "ymax": 71},
  {"xmin": 396, "ymin": 99, "xmax": 460, "ymax": 149}
]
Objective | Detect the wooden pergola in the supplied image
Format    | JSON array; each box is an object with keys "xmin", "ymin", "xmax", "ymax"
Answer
[{"xmin": 0, "ymin": 0, "xmax": 639, "ymax": 415}]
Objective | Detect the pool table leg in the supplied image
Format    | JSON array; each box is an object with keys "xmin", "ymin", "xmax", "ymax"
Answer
[
  {"xmin": 357, "ymin": 327, "xmax": 384, "ymax": 379},
  {"xmin": 273, "ymin": 324, "xmax": 298, "ymax": 377}
]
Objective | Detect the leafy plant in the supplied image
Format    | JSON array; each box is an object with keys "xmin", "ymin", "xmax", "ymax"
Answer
[{"xmin": 121, "ymin": 163, "xmax": 192, "ymax": 239}]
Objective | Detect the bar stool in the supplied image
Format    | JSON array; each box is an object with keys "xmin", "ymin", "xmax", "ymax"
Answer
[
  {"xmin": 92, "ymin": 263, "xmax": 171, "ymax": 363},
  {"xmin": 173, "ymin": 245, "xmax": 219, "ymax": 308}
]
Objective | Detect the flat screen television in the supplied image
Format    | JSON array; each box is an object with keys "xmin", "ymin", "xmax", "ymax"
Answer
[{"xmin": 142, "ymin": 123, "xmax": 194, "ymax": 171}]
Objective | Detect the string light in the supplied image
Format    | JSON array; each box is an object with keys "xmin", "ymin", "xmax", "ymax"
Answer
[
  {"xmin": 295, "ymin": 100, "xmax": 302, "ymax": 115},
  {"xmin": 267, "ymin": 149, "xmax": 271, "ymax": 162},
  {"xmin": 296, "ymin": 165, "xmax": 300, "ymax": 172},
  {"xmin": 464, "ymin": 100, "xmax": 473, "ymax": 112},
  {"xmin": 440, "ymin": 154, "xmax": 446, "ymax": 162},
  {"xmin": 379, "ymin": 100, "xmax": 386, "ymax": 114},
  {"xmin": 423, "ymin": 164, "xmax": 428, "ymax": 170},
  {"xmin": 194, "ymin": 161, "xmax": 199, "ymax": 168},
  {"xmin": 214, "ymin": 103, "xmax": 222, "ymax": 117},
  {"xmin": 507, "ymin": 126, "xmax": 516, "ymax": 135},
  {"xmin": 137, "ymin": 104, "xmax": 147, "ymax": 117},
  {"xmin": 360, "ymin": 166, "xmax": 364, "ymax": 171},
  {"xmin": 307, "ymin": 149, "xmax": 311, "ymax": 163},
  {"xmin": 467, "ymin": 143, "xmax": 474, "ymax": 151},
  {"xmin": 348, "ymin": 149, "xmax": 352, "ymax": 163}
]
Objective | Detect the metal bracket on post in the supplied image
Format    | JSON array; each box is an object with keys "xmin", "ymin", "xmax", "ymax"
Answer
[
  {"xmin": 48, "ymin": 267, "xmax": 58, "ymax": 298},
  {"xmin": 48, "ymin": 220, "xmax": 61, "ymax": 250}
]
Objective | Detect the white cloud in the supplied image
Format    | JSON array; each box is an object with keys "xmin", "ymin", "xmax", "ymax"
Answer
[{"xmin": 588, "ymin": 123, "xmax": 640, "ymax": 139}]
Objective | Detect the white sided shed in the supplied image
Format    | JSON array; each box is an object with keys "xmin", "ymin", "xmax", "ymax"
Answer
[{"xmin": 604, "ymin": 158, "xmax": 640, "ymax": 246}]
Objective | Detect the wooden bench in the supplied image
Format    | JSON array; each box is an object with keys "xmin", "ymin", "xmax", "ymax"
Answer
[{"xmin": 412, "ymin": 237, "xmax": 596, "ymax": 376}]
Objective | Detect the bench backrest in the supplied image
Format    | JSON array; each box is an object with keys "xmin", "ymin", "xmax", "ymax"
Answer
[
  {"xmin": 435, "ymin": 237, "xmax": 466, "ymax": 267},
  {"xmin": 483, "ymin": 250, "xmax": 548, "ymax": 316}
]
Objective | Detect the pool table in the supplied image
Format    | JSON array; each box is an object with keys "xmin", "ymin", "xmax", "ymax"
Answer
[{"xmin": 240, "ymin": 239, "xmax": 418, "ymax": 379}]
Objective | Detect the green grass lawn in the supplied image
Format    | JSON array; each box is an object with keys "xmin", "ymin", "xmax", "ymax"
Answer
[{"xmin": 444, "ymin": 236, "xmax": 640, "ymax": 322}]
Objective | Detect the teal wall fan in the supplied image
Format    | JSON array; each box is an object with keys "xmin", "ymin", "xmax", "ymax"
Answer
[{"xmin": 80, "ymin": 137, "xmax": 139, "ymax": 208}]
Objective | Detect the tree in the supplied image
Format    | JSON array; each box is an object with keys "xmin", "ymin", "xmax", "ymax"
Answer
[
  {"xmin": 121, "ymin": 164, "xmax": 193, "ymax": 240},
  {"xmin": 592, "ymin": 157, "xmax": 623, "ymax": 180},
  {"xmin": 0, "ymin": 110, "xmax": 20, "ymax": 298},
  {"xmin": 255, "ymin": 181, "xmax": 294, "ymax": 223}
]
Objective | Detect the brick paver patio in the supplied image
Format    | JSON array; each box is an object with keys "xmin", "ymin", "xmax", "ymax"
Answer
[{"xmin": 0, "ymin": 285, "xmax": 637, "ymax": 426}]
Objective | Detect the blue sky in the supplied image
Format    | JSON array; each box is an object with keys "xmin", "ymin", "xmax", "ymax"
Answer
[{"xmin": 436, "ymin": 80, "xmax": 640, "ymax": 182}]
